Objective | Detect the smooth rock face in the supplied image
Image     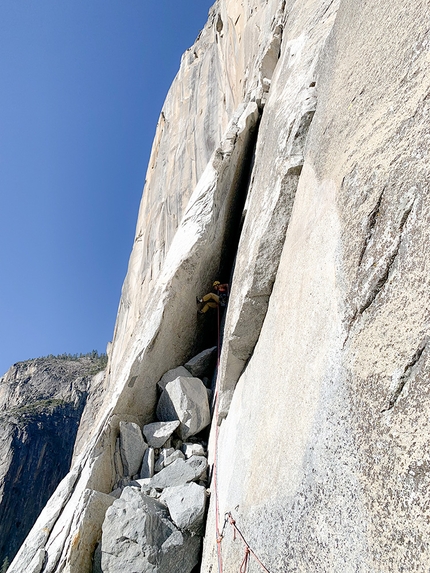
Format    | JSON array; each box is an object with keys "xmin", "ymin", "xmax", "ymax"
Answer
[
  {"xmin": 157, "ymin": 377, "xmax": 211, "ymax": 439},
  {"xmin": 184, "ymin": 347, "xmax": 217, "ymax": 378},
  {"xmin": 161, "ymin": 482, "xmax": 207, "ymax": 535},
  {"xmin": 119, "ymin": 421, "xmax": 148, "ymax": 477},
  {"xmin": 157, "ymin": 367, "xmax": 193, "ymax": 392},
  {"xmin": 143, "ymin": 420, "xmax": 180, "ymax": 448},
  {"xmin": 101, "ymin": 488, "xmax": 200, "ymax": 573},
  {"xmin": 137, "ymin": 456, "xmax": 208, "ymax": 490},
  {"xmin": 66, "ymin": 489, "xmax": 114, "ymax": 573}
]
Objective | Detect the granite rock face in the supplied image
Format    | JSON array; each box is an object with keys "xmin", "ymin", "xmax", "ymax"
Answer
[
  {"xmin": 8, "ymin": 1, "xmax": 430, "ymax": 572},
  {"xmin": 0, "ymin": 357, "xmax": 104, "ymax": 569}
]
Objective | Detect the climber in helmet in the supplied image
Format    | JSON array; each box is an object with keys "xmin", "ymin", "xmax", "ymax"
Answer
[{"xmin": 196, "ymin": 281, "xmax": 229, "ymax": 314}]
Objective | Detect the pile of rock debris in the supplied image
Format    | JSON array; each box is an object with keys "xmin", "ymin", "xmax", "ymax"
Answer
[{"xmin": 95, "ymin": 347, "xmax": 217, "ymax": 573}]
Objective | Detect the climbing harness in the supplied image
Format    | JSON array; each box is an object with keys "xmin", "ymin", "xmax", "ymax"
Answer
[{"xmin": 213, "ymin": 301, "xmax": 271, "ymax": 573}]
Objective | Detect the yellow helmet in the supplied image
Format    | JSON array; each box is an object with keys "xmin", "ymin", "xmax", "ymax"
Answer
[{"xmin": 213, "ymin": 281, "xmax": 221, "ymax": 287}]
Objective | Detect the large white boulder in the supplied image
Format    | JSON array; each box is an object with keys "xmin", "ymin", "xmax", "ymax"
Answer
[
  {"xmin": 158, "ymin": 367, "xmax": 193, "ymax": 392},
  {"xmin": 161, "ymin": 482, "xmax": 208, "ymax": 535},
  {"xmin": 101, "ymin": 487, "xmax": 200, "ymax": 573},
  {"xmin": 156, "ymin": 377, "xmax": 210, "ymax": 440},
  {"xmin": 143, "ymin": 420, "xmax": 180, "ymax": 448}
]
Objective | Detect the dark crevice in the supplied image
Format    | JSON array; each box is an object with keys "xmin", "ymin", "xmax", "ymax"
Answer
[
  {"xmin": 218, "ymin": 103, "xmax": 316, "ymax": 419},
  {"xmin": 218, "ymin": 121, "xmax": 261, "ymax": 287},
  {"xmin": 382, "ymin": 339, "xmax": 428, "ymax": 412},
  {"xmin": 194, "ymin": 115, "xmax": 261, "ymax": 356},
  {"xmin": 357, "ymin": 188, "xmax": 385, "ymax": 267}
]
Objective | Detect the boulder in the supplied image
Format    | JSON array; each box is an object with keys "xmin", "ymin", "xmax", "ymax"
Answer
[
  {"xmin": 155, "ymin": 449, "xmax": 185, "ymax": 472},
  {"xmin": 136, "ymin": 456, "xmax": 208, "ymax": 490},
  {"xmin": 139, "ymin": 447, "xmax": 155, "ymax": 479},
  {"xmin": 184, "ymin": 347, "xmax": 217, "ymax": 378},
  {"xmin": 154, "ymin": 448, "xmax": 174, "ymax": 473},
  {"xmin": 101, "ymin": 487, "xmax": 200, "ymax": 573},
  {"xmin": 158, "ymin": 366, "xmax": 193, "ymax": 392},
  {"xmin": 143, "ymin": 420, "xmax": 180, "ymax": 448},
  {"xmin": 156, "ymin": 377, "xmax": 210, "ymax": 440},
  {"xmin": 181, "ymin": 443, "xmax": 206, "ymax": 458},
  {"xmin": 160, "ymin": 482, "xmax": 207, "ymax": 535},
  {"xmin": 119, "ymin": 421, "xmax": 148, "ymax": 477}
]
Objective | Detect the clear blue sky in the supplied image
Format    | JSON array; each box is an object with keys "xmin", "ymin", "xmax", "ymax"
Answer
[{"xmin": 0, "ymin": 0, "xmax": 214, "ymax": 376}]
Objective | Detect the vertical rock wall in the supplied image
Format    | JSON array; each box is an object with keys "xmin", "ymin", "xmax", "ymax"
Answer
[
  {"xmin": 7, "ymin": 0, "xmax": 430, "ymax": 571},
  {"xmin": 202, "ymin": 0, "xmax": 430, "ymax": 571},
  {"xmin": 0, "ymin": 358, "xmax": 103, "ymax": 569}
]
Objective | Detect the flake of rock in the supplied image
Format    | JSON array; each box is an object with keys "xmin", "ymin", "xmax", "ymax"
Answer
[
  {"xmin": 113, "ymin": 437, "xmax": 123, "ymax": 480},
  {"xmin": 156, "ymin": 377, "xmax": 211, "ymax": 440},
  {"xmin": 158, "ymin": 366, "xmax": 193, "ymax": 392},
  {"xmin": 139, "ymin": 447, "xmax": 155, "ymax": 479},
  {"xmin": 184, "ymin": 347, "xmax": 217, "ymax": 377},
  {"xmin": 136, "ymin": 456, "xmax": 208, "ymax": 490},
  {"xmin": 181, "ymin": 443, "xmax": 206, "ymax": 458},
  {"xmin": 119, "ymin": 421, "xmax": 148, "ymax": 477},
  {"xmin": 162, "ymin": 450, "xmax": 185, "ymax": 471},
  {"xmin": 143, "ymin": 420, "xmax": 181, "ymax": 448},
  {"xmin": 154, "ymin": 448, "xmax": 175, "ymax": 473},
  {"xmin": 101, "ymin": 487, "xmax": 200, "ymax": 573},
  {"xmin": 160, "ymin": 482, "xmax": 208, "ymax": 535},
  {"xmin": 109, "ymin": 488, "xmax": 122, "ymax": 499}
]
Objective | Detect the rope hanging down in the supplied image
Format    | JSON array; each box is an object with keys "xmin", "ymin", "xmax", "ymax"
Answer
[
  {"xmin": 217, "ymin": 512, "xmax": 271, "ymax": 573},
  {"xmin": 213, "ymin": 304, "xmax": 271, "ymax": 573}
]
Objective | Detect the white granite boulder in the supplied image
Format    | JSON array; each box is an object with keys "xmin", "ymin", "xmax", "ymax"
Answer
[
  {"xmin": 119, "ymin": 421, "xmax": 148, "ymax": 477},
  {"xmin": 136, "ymin": 456, "xmax": 208, "ymax": 490},
  {"xmin": 181, "ymin": 442, "xmax": 206, "ymax": 458},
  {"xmin": 161, "ymin": 482, "xmax": 208, "ymax": 535},
  {"xmin": 101, "ymin": 487, "xmax": 200, "ymax": 573},
  {"xmin": 184, "ymin": 347, "xmax": 217, "ymax": 378},
  {"xmin": 143, "ymin": 420, "xmax": 180, "ymax": 448},
  {"xmin": 158, "ymin": 366, "xmax": 193, "ymax": 392},
  {"xmin": 156, "ymin": 377, "xmax": 210, "ymax": 440},
  {"xmin": 155, "ymin": 449, "xmax": 185, "ymax": 472}
]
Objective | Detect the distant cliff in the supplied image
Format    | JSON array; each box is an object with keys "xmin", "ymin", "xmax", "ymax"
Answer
[
  {"xmin": 0, "ymin": 356, "xmax": 105, "ymax": 569},
  {"xmin": 7, "ymin": 0, "xmax": 430, "ymax": 572}
]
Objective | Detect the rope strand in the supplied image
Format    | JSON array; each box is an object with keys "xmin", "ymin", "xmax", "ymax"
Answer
[
  {"xmin": 213, "ymin": 294, "xmax": 271, "ymax": 573},
  {"xmin": 215, "ymin": 302, "xmax": 223, "ymax": 573}
]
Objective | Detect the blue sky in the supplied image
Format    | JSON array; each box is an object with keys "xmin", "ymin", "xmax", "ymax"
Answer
[{"xmin": 0, "ymin": 0, "xmax": 214, "ymax": 376}]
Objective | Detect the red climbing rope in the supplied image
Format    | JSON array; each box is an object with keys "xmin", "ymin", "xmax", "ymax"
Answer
[
  {"xmin": 214, "ymin": 301, "xmax": 223, "ymax": 573},
  {"xmin": 212, "ymin": 300, "xmax": 271, "ymax": 573},
  {"xmin": 225, "ymin": 513, "xmax": 271, "ymax": 573}
]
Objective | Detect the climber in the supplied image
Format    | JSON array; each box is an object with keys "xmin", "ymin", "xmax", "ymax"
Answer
[{"xmin": 196, "ymin": 281, "xmax": 229, "ymax": 314}]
